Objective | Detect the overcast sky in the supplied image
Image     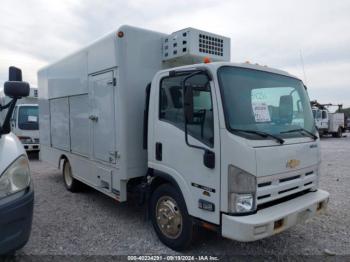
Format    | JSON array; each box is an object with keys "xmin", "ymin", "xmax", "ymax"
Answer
[{"xmin": 0, "ymin": 0, "xmax": 349, "ymax": 107}]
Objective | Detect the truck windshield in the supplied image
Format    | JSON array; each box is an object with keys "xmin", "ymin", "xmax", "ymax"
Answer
[
  {"xmin": 217, "ymin": 66, "xmax": 316, "ymax": 140},
  {"xmin": 18, "ymin": 106, "xmax": 39, "ymax": 130}
]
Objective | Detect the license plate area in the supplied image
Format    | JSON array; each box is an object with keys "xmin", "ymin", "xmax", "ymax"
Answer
[{"xmin": 297, "ymin": 208, "xmax": 312, "ymax": 223}]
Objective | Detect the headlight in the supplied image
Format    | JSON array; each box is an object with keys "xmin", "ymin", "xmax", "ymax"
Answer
[
  {"xmin": 228, "ymin": 165, "xmax": 257, "ymax": 214},
  {"xmin": 0, "ymin": 155, "xmax": 31, "ymax": 199}
]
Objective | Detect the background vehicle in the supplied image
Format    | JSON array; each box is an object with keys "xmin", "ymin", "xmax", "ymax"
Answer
[
  {"xmin": 0, "ymin": 67, "xmax": 34, "ymax": 255},
  {"xmin": 311, "ymin": 101, "xmax": 345, "ymax": 137},
  {"xmin": 1, "ymin": 87, "xmax": 39, "ymax": 151},
  {"xmin": 38, "ymin": 26, "xmax": 329, "ymax": 250}
]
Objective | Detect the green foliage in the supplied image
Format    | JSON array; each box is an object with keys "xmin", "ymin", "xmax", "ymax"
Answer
[{"xmin": 337, "ymin": 107, "xmax": 350, "ymax": 118}]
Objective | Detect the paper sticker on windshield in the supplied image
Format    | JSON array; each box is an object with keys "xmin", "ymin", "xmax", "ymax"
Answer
[
  {"xmin": 252, "ymin": 102, "xmax": 271, "ymax": 122},
  {"xmin": 28, "ymin": 116, "xmax": 38, "ymax": 122}
]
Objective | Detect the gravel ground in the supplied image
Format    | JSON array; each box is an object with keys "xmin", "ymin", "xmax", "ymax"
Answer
[{"xmin": 17, "ymin": 134, "xmax": 350, "ymax": 257}]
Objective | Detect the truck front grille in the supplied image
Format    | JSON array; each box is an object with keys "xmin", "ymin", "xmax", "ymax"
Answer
[{"xmin": 256, "ymin": 167, "xmax": 317, "ymax": 206}]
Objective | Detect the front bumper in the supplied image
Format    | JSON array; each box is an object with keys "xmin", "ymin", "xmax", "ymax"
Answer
[
  {"xmin": 0, "ymin": 185, "xmax": 34, "ymax": 255},
  {"xmin": 23, "ymin": 144, "xmax": 40, "ymax": 151},
  {"xmin": 222, "ymin": 189, "xmax": 329, "ymax": 242}
]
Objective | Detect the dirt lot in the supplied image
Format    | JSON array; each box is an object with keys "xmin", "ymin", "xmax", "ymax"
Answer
[{"xmin": 18, "ymin": 134, "xmax": 350, "ymax": 257}]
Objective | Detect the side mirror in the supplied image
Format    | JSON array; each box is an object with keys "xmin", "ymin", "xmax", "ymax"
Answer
[
  {"xmin": 9, "ymin": 66, "xmax": 23, "ymax": 81},
  {"xmin": 4, "ymin": 81, "xmax": 30, "ymax": 99},
  {"xmin": 279, "ymin": 95, "xmax": 293, "ymax": 124},
  {"xmin": 184, "ymin": 85, "xmax": 194, "ymax": 123}
]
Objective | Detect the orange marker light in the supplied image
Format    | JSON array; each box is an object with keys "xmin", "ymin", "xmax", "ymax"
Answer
[{"xmin": 203, "ymin": 57, "xmax": 211, "ymax": 64}]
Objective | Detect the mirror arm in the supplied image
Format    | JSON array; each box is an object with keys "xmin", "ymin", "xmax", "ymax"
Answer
[
  {"xmin": 184, "ymin": 119, "xmax": 206, "ymax": 151},
  {"xmin": 1, "ymin": 98, "xmax": 17, "ymax": 134},
  {"xmin": 0, "ymin": 101, "xmax": 13, "ymax": 111},
  {"xmin": 182, "ymin": 71, "xmax": 215, "ymax": 169},
  {"xmin": 182, "ymin": 71, "xmax": 208, "ymax": 152}
]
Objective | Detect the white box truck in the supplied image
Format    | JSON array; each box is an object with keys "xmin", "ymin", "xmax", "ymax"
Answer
[
  {"xmin": 1, "ymin": 87, "xmax": 40, "ymax": 151},
  {"xmin": 0, "ymin": 67, "xmax": 34, "ymax": 255},
  {"xmin": 38, "ymin": 25, "xmax": 329, "ymax": 250},
  {"xmin": 311, "ymin": 102, "xmax": 345, "ymax": 137}
]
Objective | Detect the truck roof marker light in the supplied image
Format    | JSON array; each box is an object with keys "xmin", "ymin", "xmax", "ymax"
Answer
[
  {"xmin": 117, "ymin": 31, "xmax": 124, "ymax": 38},
  {"xmin": 245, "ymin": 61, "xmax": 250, "ymax": 64},
  {"xmin": 203, "ymin": 57, "xmax": 211, "ymax": 64}
]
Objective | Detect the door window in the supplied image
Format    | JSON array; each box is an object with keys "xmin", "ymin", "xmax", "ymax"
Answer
[
  {"xmin": 322, "ymin": 110, "xmax": 328, "ymax": 119},
  {"xmin": 159, "ymin": 74, "xmax": 214, "ymax": 147}
]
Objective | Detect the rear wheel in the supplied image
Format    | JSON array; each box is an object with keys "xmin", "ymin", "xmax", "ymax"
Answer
[
  {"xmin": 62, "ymin": 159, "xmax": 83, "ymax": 192},
  {"xmin": 336, "ymin": 127, "xmax": 343, "ymax": 138},
  {"xmin": 150, "ymin": 183, "xmax": 194, "ymax": 251}
]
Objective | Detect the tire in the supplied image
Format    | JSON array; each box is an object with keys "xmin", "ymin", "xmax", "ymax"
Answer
[
  {"xmin": 150, "ymin": 183, "xmax": 194, "ymax": 251},
  {"xmin": 62, "ymin": 159, "xmax": 83, "ymax": 192}
]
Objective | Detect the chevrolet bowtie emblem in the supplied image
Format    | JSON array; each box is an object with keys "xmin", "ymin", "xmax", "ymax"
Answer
[{"xmin": 286, "ymin": 159, "xmax": 300, "ymax": 169}]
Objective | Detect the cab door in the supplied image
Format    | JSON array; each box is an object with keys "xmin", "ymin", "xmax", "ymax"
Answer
[
  {"xmin": 89, "ymin": 70, "xmax": 117, "ymax": 164},
  {"xmin": 321, "ymin": 110, "xmax": 329, "ymax": 129},
  {"xmin": 149, "ymin": 71, "xmax": 221, "ymax": 224}
]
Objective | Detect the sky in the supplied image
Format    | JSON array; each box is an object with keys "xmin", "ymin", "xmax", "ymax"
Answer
[{"xmin": 0, "ymin": 0, "xmax": 349, "ymax": 107}]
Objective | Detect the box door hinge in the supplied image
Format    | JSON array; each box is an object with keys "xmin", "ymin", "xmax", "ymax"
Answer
[{"xmin": 109, "ymin": 151, "xmax": 120, "ymax": 162}]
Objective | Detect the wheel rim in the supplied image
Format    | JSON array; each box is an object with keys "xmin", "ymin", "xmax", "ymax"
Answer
[
  {"xmin": 155, "ymin": 196, "xmax": 183, "ymax": 239},
  {"xmin": 64, "ymin": 162, "xmax": 73, "ymax": 187}
]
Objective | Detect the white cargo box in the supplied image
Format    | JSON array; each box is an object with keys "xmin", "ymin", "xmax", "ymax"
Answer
[
  {"xmin": 38, "ymin": 25, "xmax": 231, "ymax": 202},
  {"xmin": 329, "ymin": 113, "xmax": 344, "ymax": 132}
]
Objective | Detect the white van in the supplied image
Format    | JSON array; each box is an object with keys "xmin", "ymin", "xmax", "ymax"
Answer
[{"xmin": 0, "ymin": 67, "xmax": 34, "ymax": 255}]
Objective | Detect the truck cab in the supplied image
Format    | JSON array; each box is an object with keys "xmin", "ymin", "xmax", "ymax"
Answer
[
  {"xmin": 313, "ymin": 107, "xmax": 329, "ymax": 131},
  {"xmin": 0, "ymin": 67, "xmax": 34, "ymax": 255},
  {"xmin": 11, "ymin": 104, "xmax": 40, "ymax": 151},
  {"xmin": 147, "ymin": 61, "xmax": 329, "ymax": 246}
]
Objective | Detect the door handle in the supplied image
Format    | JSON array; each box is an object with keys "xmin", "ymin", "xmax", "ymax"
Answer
[
  {"xmin": 89, "ymin": 115, "xmax": 98, "ymax": 121},
  {"xmin": 155, "ymin": 142, "xmax": 162, "ymax": 161}
]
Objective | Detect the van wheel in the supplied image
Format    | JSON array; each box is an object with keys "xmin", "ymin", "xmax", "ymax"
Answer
[
  {"xmin": 150, "ymin": 183, "xmax": 193, "ymax": 251},
  {"xmin": 62, "ymin": 159, "xmax": 82, "ymax": 192}
]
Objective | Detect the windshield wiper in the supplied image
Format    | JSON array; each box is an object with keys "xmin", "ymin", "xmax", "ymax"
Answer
[
  {"xmin": 280, "ymin": 128, "xmax": 318, "ymax": 140},
  {"xmin": 231, "ymin": 128, "xmax": 285, "ymax": 144}
]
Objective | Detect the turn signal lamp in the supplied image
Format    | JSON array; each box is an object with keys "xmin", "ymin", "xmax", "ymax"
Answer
[{"xmin": 204, "ymin": 57, "xmax": 211, "ymax": 64}]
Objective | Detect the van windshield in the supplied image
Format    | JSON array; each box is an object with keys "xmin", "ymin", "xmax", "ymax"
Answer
[
  {"xmin": 18, "ymin": 106, "xmax": 39, "ymax": 130},
  {"xmin": 217, "ymin": 66, "xmax": 316, "ymax": 140}
]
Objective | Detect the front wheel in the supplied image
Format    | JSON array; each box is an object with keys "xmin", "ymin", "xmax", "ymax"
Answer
[{"xmin": 150, "ymin": 183, "xmax": 194, "ymax": 251}]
